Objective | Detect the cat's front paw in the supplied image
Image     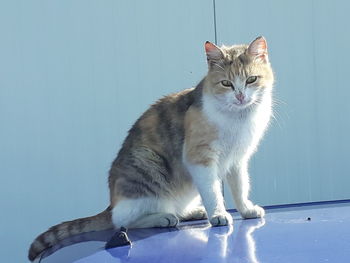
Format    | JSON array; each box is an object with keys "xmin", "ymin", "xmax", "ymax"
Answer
[
  {"xmin": 210, "ymin": 212, "xmax": 233, "ymax": 226},
  {"xmin": 240, "ymin": 205, "xmax": 265, "ymax": 219}
]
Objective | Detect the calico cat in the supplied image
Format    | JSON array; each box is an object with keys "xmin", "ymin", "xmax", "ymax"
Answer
[{"xmin": 28, "ymin": 36, "xmax": 274, "ymax": 261}]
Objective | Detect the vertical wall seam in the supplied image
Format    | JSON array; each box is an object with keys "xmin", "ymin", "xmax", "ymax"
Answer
[
  {"xmin": 310, "ymin": 0, "xmax": 317, "ymax": 202},
  {"xmin": 212, "ymin": 0, "xmax": 218, "ymax": 45},
  {"xmin": 212, "ymin": 0, "xmax": 222, "ymax": 196}
]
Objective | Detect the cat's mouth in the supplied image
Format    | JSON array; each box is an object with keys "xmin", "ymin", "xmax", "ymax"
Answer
[
  {"xmin": 232, "ymin": 99, "xmax": 253, "ymax": 108},
  {"xmin": 223, "ymin": 101, "xmax": 254, "ymax": 112},
  {"xmin": 217, "ymin": 97, "xmax": 255, "ymax": 111}
]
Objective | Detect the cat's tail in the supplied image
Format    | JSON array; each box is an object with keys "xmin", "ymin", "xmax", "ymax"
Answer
[{"xmin": 28, "ymin": 206, "xmax": 113, "ymax": 261}]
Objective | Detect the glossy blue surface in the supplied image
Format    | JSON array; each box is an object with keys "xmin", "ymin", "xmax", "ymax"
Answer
[{"xmin": 41, "ymin": 202, "xmax": 350, "ymax": 263}]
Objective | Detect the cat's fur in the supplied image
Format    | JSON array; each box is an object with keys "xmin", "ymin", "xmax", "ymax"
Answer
[{"xmin": 28, "ymin": 36, "xmax": 274, "ymax": 261}]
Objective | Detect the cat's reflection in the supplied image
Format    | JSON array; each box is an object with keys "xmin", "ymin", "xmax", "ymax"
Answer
[
  {"xmin": 228, "ymin": 218, "xmax": 265, "ymax": 263},
  {"xmin": 187, "ymin": 218, "xmax": 265, "ymax": 263}
]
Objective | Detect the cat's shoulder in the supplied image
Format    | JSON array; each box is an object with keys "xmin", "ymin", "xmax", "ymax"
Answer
[{"xmin": 151, "ymin": 86, "xmax": 201, "ymax": 109}]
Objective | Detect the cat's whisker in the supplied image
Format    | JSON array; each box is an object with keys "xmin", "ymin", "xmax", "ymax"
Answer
[
  {"xmin": 272, "ymin": 97, "xmax": 286, "ymax": 106},
  {"xmin": 270, "ymin": 109, "xmax": 285, "ymax": 130}
]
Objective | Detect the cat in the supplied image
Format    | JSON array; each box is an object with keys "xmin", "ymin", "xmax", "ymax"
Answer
[{"xmin": 28, "ymin": 36, "xmax": 274, "ymax": 261}]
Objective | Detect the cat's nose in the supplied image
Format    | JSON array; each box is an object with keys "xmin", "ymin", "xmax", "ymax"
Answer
[{"xmin": 235, "ymin": 92, "xmax": 245, "ymax": 103}]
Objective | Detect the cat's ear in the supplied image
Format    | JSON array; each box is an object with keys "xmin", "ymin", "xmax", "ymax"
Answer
[
  {"xmin": 247, "ymin": 36, "xmax": 268, "ymax": 63},
  {"xmin": 205, "ymin": 41, "xmax": 224, "ymax": 61}
]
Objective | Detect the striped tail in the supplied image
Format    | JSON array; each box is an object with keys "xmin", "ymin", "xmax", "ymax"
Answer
[{"xmin": 28, "ymin": 207, "xmax": 113, "ymax": 261}]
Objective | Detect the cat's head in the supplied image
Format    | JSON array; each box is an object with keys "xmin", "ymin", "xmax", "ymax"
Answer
[{"xmin": 204, "ymin": 37, "xmax": 274, "ymax": 111}]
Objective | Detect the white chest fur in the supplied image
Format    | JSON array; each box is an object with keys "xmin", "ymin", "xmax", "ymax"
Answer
[{"xmin": 202, "ymin": 94, "xmax": 272, "ymax": 175}]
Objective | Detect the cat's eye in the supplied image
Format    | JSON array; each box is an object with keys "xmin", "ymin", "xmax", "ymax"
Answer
[
  {"xmin": 246, "ymin": 76, "xmax": 258, "ymax": 85},
  {"xmin": 221, "ymin": 80, "xmax": 233, "ymax": 88}
]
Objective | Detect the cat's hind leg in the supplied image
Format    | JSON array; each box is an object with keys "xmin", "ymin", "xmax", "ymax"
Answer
[
  {"xmin": 111, "ymin": 197, "xmax": 179, "ymax": 229},
  {"xmin": 129, "ymin": 213, "xmax": 179, "ymax": 228},
  {"xmin": 180, "ymin": 206, "xmax": 208, "ymax": 221}
]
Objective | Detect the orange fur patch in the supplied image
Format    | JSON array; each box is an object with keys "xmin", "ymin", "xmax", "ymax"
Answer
[{"xmin": 184, "ymin": 106, "xmax": 218, "ymax": 166}]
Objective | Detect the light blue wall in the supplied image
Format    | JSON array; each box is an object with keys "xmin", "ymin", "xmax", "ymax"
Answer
[{"xmin": 1, "ymin": 1, "xmax": 349, "ymax": 262}]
